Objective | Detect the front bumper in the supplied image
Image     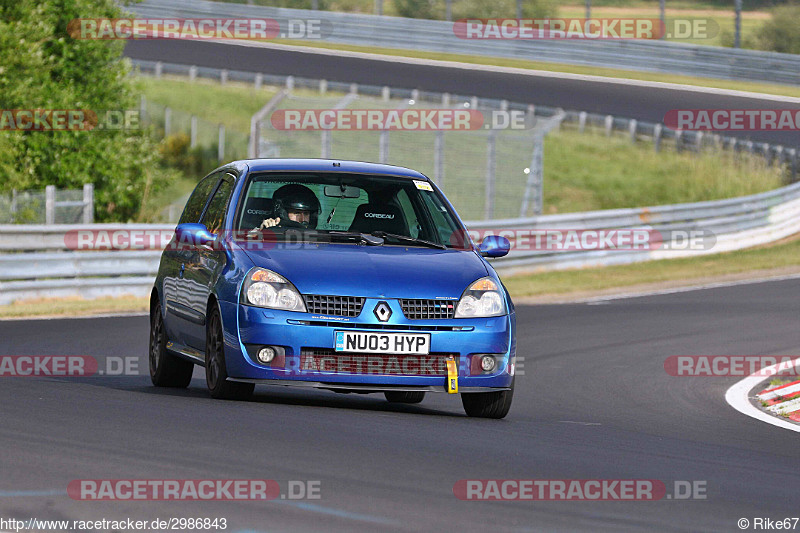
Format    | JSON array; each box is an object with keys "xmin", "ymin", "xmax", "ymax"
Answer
[{"xmin": 219, "ymin": 298, "xmax": 516, "ymax": 391}]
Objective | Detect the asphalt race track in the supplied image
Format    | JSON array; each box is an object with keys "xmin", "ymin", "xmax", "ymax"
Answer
[
  {"xmin": 1, "ymin": 278, "xmax": 799, "ymax": 532},
  {"xmin": 123, "ymin": 39, "xmax": 800, "ymax": 147}
]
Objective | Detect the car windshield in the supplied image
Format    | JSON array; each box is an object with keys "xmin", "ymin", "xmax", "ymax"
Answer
[{"xmin": 236, "ymin": 172, "xmax": 463, "ymax": 248}]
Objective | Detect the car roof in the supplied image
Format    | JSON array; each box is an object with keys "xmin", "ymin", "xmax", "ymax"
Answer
[{"xmin": 237, "ymin": 158, "xmax": 430, "ymax": 180}]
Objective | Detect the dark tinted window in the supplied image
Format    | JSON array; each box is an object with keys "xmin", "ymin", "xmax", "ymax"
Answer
[
  {"xmin": 201, "ymin": 178, "xmax": 234, "ymax": 234},
  {"xmin": 179, "ymin": 174, "xmax": 220, "ymax": 224},
  {"xmin": 237, "ymin": 172, "xmax": 462, "ymax": 247}
]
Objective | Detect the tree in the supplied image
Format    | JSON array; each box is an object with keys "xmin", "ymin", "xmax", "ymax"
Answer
[{"xmin": 0, "ymin": 0, "xmax": 163, "ymax": 221}]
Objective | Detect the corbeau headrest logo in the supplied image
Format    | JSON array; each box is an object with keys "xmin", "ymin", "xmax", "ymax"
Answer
[
  {"xmin": 365, "ymin": 213, "xmax": 394, "ymax": 219},
  {"xmin": 247, "ymin": 209, "xmax": 270, "ymax": 215}
]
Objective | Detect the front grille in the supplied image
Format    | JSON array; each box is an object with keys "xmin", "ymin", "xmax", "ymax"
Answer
[
  {"xmin": 299, "ymin": 348, "xmax": 452, "ymax": 376},
  {"xmin": 303, "ymin": 295, "xmax": 365, "ymax": 317},
  {"xmin": 400, "ymin": 299, "xmax": 456, "ymax": 320}
]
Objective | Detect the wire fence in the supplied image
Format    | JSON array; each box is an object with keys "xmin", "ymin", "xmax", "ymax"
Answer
[{"xmin": 0, "ymin": 185, "xmax": 93, "ymax": 225}]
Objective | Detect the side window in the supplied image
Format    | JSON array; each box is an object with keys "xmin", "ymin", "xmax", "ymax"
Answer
[
  {"xmin": 179, "ymin": 174, "xmax": 220, "ymax": 224},
  {"xmin": 201, "ymin": 178, "xmax": 234, "ymax": 234},
  {"xmin": 420, "ymin": 192, "xmax": 459, "ymax": 244},
  {"xmin": 396, "ymin": 189, "xmax": 421, "ymax": 238}
]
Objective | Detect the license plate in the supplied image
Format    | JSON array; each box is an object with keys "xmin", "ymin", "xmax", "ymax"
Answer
[{"xmin": 334, "ymin": 331, "xmax": 430, "ymax": 355}]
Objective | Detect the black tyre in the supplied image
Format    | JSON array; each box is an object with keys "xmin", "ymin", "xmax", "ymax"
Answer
[
  {"xmin": 384, "ymin": 391, "xmax": 426, "ymax": 404},
  {"xmin": 461, "ymin": 379, "xmax": 514, "ymax": 419},
  {"xmin": 149, "ymin": 303, "xmax": 194, "ymax": 388},
  {"xmin": 205, "ymin": 307, "xmax": 254, "ymax": 401}
]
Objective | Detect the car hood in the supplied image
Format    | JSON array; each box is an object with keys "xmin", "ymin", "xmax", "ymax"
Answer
[{"xmin": 238, "ymin": 243, "xmax": 489, "ymax": 299}]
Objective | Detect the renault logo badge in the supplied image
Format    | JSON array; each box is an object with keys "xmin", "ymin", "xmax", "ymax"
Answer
[{"xmin": 374, "ymin": 301, "xmax": 392, "ymax": 322}]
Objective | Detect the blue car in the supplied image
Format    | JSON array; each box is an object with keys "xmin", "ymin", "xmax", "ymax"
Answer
[{"xmin": 149, "ymin": 159, "xmax": 516, "ymax": 418}]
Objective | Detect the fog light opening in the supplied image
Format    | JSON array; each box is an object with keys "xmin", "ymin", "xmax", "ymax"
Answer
[
  {"xmin": 480, "ymin": 355, "xmax": 496, "ymax": 372},
  {"xmin": 257, "ymin": 346, "xmax": 276, "ymax": 364}
]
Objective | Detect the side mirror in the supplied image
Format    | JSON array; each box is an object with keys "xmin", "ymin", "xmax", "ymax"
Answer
[
  {"xmin": 175, "ymin": 223, "xmax": 216, "ymax": 247},
  {"xmin": 478, "ymin": 235, "xmax": 511, "ymax": 258}
]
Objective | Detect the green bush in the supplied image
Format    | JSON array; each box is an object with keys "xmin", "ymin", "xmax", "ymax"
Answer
[
  {"xmin": 753, "ymin": 3, "xmax": 800, "ymax": 54},
  {"xmin": 0, "ymin": 0, "xmax": 165, "ymax": 222}
]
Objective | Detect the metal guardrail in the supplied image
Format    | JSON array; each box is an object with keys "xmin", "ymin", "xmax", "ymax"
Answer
[
  {"xmin": 2, "ymin": 181, "xmax": 799, "ymax": 304},
  {"xmin": 130, "ymin": 0, "xmax": 800, "ymax": 86}
]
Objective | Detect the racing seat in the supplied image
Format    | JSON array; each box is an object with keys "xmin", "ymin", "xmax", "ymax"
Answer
[
  {"xmin": 241, "ymin": 197, "xmax": 277, "ymax": 229},
  {"xmin": 348, "ymin": 203, "xmax": 408, "ymax": 235}
]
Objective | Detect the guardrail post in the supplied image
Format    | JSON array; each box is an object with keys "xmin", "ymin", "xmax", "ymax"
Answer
[
  {"xmin": 319, "ymin": 79, "xmax": 327, "ymax": 94},
  {"xmin": 381, "ymin": 86, "xmax": 390, "ymax": 101},
  {"xmin": 189, "ymin": 65, "xmax": 197, "ymax": 82},
  {"xmin": 82, "ymin": 184, "xmax": 94, "ymax": 224},
  {"xmin": 501, "ymin": 100, "xmax": 508, "ymax": 111},
  {"xmin": 696, "ymin": 131, "xmax": 704, "ymax": 151},
  {"xmin": 220, "ymin": 69, "xmax": 228, "ymax": 85},
  {"xmin": 520, "ymin": 135, "xmax": 544, "ymax": 217},
  {"xmin": 349, "ymin": 83, "xmax": 358, "ymax": 95},
  {"xmin": 470, "ymin": 96, "xmax": 478, "ymax": 109},
  {"xmin": 218, "ymin": 124, "xmax": 225, "ymax": 162},
  {"xmin": 154, "ymin": 61, "xmax": 162, "ymax": 78},
  {"xmin": 255, "ymin": 73, "xmax": 263, "ymax": 90},
  {"xmin": 379, "ymin": 130, "xmax": 389, "ymax": 163},
  {"xmin": 578, "ymin": 111, "xmax": 587, "ymax": 133},
  {"xmin": 604, "ymin": 115, "xmax": 613, "ymax": 137},
  {"xmin": 484, "ymin": 130, "xmax": 496, "ymax": 220},
  {"xmin": 11, "ymin": 189, "xmax": 17, "ymax": 223},
  {"xmin": 164, "ymin": 107, "xmax": 171, "ymax": 136},
  {"xmin": 790, "ymin": 149, "xmax": 798, "ymax": 182},
  {"xmin": 45, "ymin": 185, "xmax": 55, "ymax": 225},
  {"xmin": 442, "ymin": 93, "xmax": 450, "ymax": 107},
  {"xmin": 628, "ymin": 119, "xmax": 637, "ymax": 142},
  {"xmin": 653, "ymin": 124, "xmax": 662, "ymax": 152},
  {"xmin": 190, "ymin": 115, "xmax": 197, "ymax": 149},
  {"xmin": 675, "ymin": 130, "xmax": 683, "ymax": 152},
  {"xmin": 286, "ymin": 76, "xmax": 295, "ymax": 93},
  {"xmin": 746, "ymin": 140, "xmax": 754, "ymax": 154},
  {"xmin": 434, "ymin": 131, "xmax": 444, "ymax": 187},
  {"xmin": 411, "ymin": 89, "xmax": 419, "ymax": 103},
  {"xmin": 322, "ymin": 129, "xmax": 332, "ymax": 158},
  {"xmin": 139, "ymin": 95, "xmax": 146, "ymax": 124}
]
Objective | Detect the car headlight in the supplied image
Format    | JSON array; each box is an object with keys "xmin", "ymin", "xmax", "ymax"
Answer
[
  {"xmin": 242, "ymin": 268, "xmax": 306, "ymax": 312},
  {"xmin": 455, "ymin": 277, "xmax": 507, "ymax": 318}
]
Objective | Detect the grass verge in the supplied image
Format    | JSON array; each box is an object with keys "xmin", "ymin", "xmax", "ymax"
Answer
[
  {"xmin": 504, "ymin": 234, "xmax": 800, "ymax": 302},
  {"xmin": 0, "ymin": 296, "xmax": 149, "ymax": 320}
]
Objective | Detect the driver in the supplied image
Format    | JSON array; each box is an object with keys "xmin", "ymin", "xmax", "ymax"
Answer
[{"xmin": 253, "ymin": 184, "xmax": 321, "ymax": 231}]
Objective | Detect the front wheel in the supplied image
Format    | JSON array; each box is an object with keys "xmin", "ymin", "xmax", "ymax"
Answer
[
  {"xmin": 149, "ymin": 303, "xmax": 194, "ymax": 388},
  {"xmin": 205, "ymin": 307, "xmax": 254, "ymax": 401},
  {"xmin": 384, "ymin": 391, "xmax": 425, "ymax": 404},
  {"xmin": 461, "ymin": 379, "xmax": 514, "ymax": 419}
]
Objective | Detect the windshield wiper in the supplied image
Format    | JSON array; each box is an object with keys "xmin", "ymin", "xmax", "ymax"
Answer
[
  {"xmin": 326, "ymin": 231, "xmax": 385, "ymax": 246},
  {"xmin": 370, "ymin": 231, "xmax": 447, "ymax": 250}
]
